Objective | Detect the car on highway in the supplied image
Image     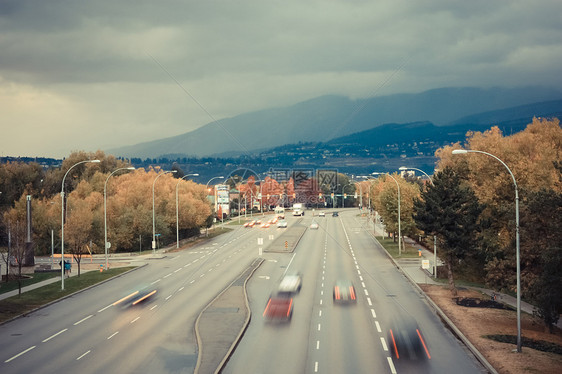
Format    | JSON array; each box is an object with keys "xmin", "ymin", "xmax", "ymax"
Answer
[
  {"xmin": 387, "ymin": 316, "xmax": 431, "ymax": 361},
  {"xmin": 309, "ymin": 221, "xmax": 319, "ymax": 229},
  {"xmin": 277, "ymin": 273, "xmax": 302, "ymax": 294},
  {"xmin": 277, "ymin": 220, "xmax": 288, "ymax": 228},
  {"xmin": 332, "ymin": 212, "xmax": 339, "ymax": 217},
  {"xmin": 333, "ymin": 280, "xmax": 356, "ymax": 304},
  {"xmin": 114, "ymin": 285, "xmax": 158, "ymax": 308},
  {"xmin": 263, "ymin": 294, "xmax": 293, "ymax": 322},
  {"xmin": 244, "ymin": 220, "xmax": 256, "ymax": 228},
  {"xmin": 318, "ymin": 211, "xmax": 325, "ymax": 217}
]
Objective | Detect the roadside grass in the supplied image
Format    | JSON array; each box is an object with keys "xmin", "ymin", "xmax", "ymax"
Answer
[
  {"xmin": 0, "ymin": 267, "xmax": 134, "ymax": 324},
  {"xmin": 377, "ymin": 237, "xmax": 421, "ymax": 258},
  {"xmin": 0, "ymin": 272, "xmax": 60, "ymax": 295}
]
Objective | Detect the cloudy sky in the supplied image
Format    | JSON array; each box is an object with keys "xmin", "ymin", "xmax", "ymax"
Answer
[{"xmin": 1, "ymin": 0, "xmax": 561, "ymax": 158}]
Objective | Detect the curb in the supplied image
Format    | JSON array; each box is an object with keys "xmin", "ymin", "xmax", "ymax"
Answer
[
  {"xmin": 193, "ymin": 258, "xmax": 265, "ymax": 374},
  {"xmin": 367, "ymin": 231, "xmax": 499, "ymax": 374}
]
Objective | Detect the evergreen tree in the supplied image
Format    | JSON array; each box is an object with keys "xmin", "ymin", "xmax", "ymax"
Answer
[{"xmin": 414, "ymin": 167, "xmax": 483, "ymax": 295}]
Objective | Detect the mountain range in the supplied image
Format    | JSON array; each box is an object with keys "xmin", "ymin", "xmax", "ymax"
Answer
[{"xmin": 109, "ymin": 86, "xmax": 562, "ymax": 159}]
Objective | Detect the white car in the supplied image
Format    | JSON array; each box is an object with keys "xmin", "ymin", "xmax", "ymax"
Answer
[
  {"xmin": 310, "ymin": 221, "xmax": 319, "ymax": 229},
  {"xmin": 278, "ymin": 274, "xmax": 302, "ymax": 294},
  {"xmin": 318, "ymin": 212, "xmax": 325, "ymax": 217},
  {"xmin": 277, "ymin": 220, "xmax": 288, "ymax": 228}
]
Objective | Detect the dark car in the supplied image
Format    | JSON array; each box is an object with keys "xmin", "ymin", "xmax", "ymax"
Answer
[
  {"xmin": 332, "ymin": 211, "xmax": 339, "ymax": 217},
  {"xmin": 387, "ymin": 316, "xmax": 431, "ymax": 361},
  {"xmin": 333, "ymin": 280, "xmax": 356, "ymax": 304}
]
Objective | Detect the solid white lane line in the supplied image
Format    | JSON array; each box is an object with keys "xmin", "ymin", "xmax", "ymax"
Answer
[
  {"xmin": 42, "ymin": 328, "xmax": 68, "ymax": 343},
  {"xmin": 315, "ymin": 362, "xmax": 319, "ymax": 372},
  {"xmin": 5, "ymin": 346, "xmax": 36, "ymax": 363},
  {"xmin": 107, "ymin": 331, "xmax": 119, "ymax": 340},
  {"xmin": 74, "ymin": 315, "xmax": 93, "ymax": 326}
]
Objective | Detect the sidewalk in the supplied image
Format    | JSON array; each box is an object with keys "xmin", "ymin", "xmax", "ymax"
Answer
[{"xmin": 368, "ymin": 218, "xmax": 562, "ymax": 328}]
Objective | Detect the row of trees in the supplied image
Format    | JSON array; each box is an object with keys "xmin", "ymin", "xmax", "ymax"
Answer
[
  {"xmin": 362, "ymin": 118, "xmax": 561, "ymax": 331},
  {"xmin": 1, "ymin": 151, "xmax": 212, "ymax": 277}
]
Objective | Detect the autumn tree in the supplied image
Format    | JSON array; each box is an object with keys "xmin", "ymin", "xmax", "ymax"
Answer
[
  {"xmin": 437, "ymin": 118, "xmax": 562, "ymax": 295},
  {"xmin": 2, "ymin": 198, "xmax": 29, "ymax": 293},
  {"xmin": 414, "ymin": 167, "xmax": 483, "ymax": 296},
  {"xmin": 370, "ymin": 173, "xmax": 420, "ymax": 242}
]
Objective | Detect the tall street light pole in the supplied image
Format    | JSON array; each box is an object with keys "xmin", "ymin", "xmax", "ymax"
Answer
[
  {"xmin": 452, "ymin": 148, "xmax": 522, "ymax": 353},
  {"xmin": 176, "ymin": 173, "xmax": 199, "ymax": 249},
  {"xmin": 372, "ymin": 172, "xmax": 401, "ymax": 256},
  {"xmin": 104, "ymin": 167, "xmax": 135, "ymax": 270},
  {"xmin": 61, "ymin": 159, "xmax": 100, "ymax": 290},
  {"xmin": 152, "ymin": 170, "xmax": 177, "ymax": 254},
  {"xmin": 400, "ymin": 166, "xmax": 438, "ymax": 279}
]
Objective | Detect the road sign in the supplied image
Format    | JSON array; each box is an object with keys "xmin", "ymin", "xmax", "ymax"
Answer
[{"xmin": 422, "ymin": 260, "xmax": 430, "ymax": 269}]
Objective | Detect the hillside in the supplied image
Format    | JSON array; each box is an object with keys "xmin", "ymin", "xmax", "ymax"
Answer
[{"xmin": 108, "ymin": 86, "xmax": 562, "ymax": 159}]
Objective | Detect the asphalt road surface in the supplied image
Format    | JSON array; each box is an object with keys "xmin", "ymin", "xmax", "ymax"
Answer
[{"xmin": 1, "ymin": 210, "xmax": 487, "ymax": 373}]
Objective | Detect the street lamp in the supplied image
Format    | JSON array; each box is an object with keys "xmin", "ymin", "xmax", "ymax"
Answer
[
  {"xmin": 152, "ymin": 170, "xmax": 177, "ymax": 254},
  {"xmin": 372, "ymin": 172, "xmax": 402, "ymax": 256},
  {"xmin": 399, "ymin": 166, "xmax": 439, "ymax": 279},
  {"xmin": 452, "ymin": 148, "xmax": 522, "ymax": 353},
  {"xmin": 61, "ymin": 159, "xmax": 100, "ymax": 290},
  {"xmin": 176, "ymin": 173, "xmax": 199, "ymax": 248},
  {"xmin": 104, "ymin": 167, "xmax": 135, "ymax": 270}
]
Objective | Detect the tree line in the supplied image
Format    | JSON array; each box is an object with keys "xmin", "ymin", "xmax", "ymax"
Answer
[
  {"xmin": 360, "ymin": 117, "xmax": 561, "ymax": 332},
  {"xmin": 1, "ymin": 151, "xmax": 211, "ymax": 263}
]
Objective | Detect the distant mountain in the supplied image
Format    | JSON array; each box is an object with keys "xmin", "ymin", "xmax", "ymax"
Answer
[{"xmin": 108, "ymin": 86, "xmax": 562, "ymax": 159}]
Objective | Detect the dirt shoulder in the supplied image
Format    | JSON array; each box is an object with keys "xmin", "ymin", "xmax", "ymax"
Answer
[{"xmin": 420, "ymin": 284, "xmax": 562, "ymax": 374}]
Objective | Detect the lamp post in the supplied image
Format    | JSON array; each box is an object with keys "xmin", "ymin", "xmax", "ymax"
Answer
[
  {"xmin": 176, "ymin": 173, "xmax": 199, "ymax": 248},
  {"xmin": 372, "ymin": 172, "xmax": 401, "ymax": 256},
  {"xmin": 400, "ymin": 166, "xmax": 438, "ymax": 279},
  {"xmin": 452, "ymin": 148, "xmax": 522, "ymax": 353},
  {"xmin": 61, "ymin": 159, "xmax": 100, "ymax": 290},
  {"xmin": 104, "ymin": 167, "xmax": 135, "ymax": 270},
  {"xmin": 152, "ymin": 170, "xmax": 177, "ymax": 254}
]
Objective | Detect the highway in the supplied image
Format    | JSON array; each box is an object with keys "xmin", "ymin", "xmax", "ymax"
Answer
[
  {"xmin": 0, "ymin": 210, "xmax": 487, "ymax": 373},
  {"xmin": 223, "ymin": 210, "xmax": 486, "ymax": 374},
  {"xmin": 0, "ymin": 224, "xmax": 267, "ymax": 374}
]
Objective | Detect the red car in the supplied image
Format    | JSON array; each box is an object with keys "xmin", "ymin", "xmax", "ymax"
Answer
[{"xmin": 263, "ymin": 294, "xmax": 293, "ymax": 322}]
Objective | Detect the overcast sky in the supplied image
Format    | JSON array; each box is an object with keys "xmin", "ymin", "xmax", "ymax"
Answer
[{"xmin": 1, "ymin": 0, "xmax": 561, "ymax": 158}]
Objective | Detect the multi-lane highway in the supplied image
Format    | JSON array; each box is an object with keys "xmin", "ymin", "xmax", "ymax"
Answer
[
  {"xmin": 224, "ymin": 210, "xmax": 486, "ymax": 374},
  {"xmin": 0, "ymin": 209, "xmax": 487, "ymax": 373}
]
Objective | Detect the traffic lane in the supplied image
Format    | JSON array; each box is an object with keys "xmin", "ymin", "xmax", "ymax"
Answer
[
  {"xmin": 223, "ymin": 217, "xmax": 326, "ymax": 374},
  {"xmin": 342, "ymin": 213, "xmax": 486, "ymax": 373},
  {"xmin": 1, "ymin": 228, "xmax": 262, "ymax": 372},
  {"xmin": 311, "ymin": 215, "xmax": 389, "ymax": 374}
]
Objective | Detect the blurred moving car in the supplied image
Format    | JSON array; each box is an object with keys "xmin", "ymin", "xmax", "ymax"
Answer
[
  {"xmin": 244, "ymin": 220, "xmax": 256, "ymax": 228},
  {"xmin": 113, "ymin": 285, "xmax": 158, "ymax": 308},
  {"xmin": 277, "ymin": 273, "xmax": 302, "ymax": 294},
  {"xmin": 310, "ymin": 221, "xmax": 319, "ymax": 229},
  {"xmin": 277, "ymin": 220, "xmax": 288, "ymax": 228},
  {"xmin": 263, "ymin": 294, "xmax": 293, "ymax": 322},
  {"xmin": 333, "ymin": 280, "xmax": 356, "ymax": 304},
  {"xmin": 387, "ymin": 317, "xmax": 431, "ymax": 360},
  {"xmin": 319, "ymin": 212, "xmax": 325, "ymax": 217},
  {"xmin": 332, "ymin": 212, "xmax": 339, "ymax": 217}
]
